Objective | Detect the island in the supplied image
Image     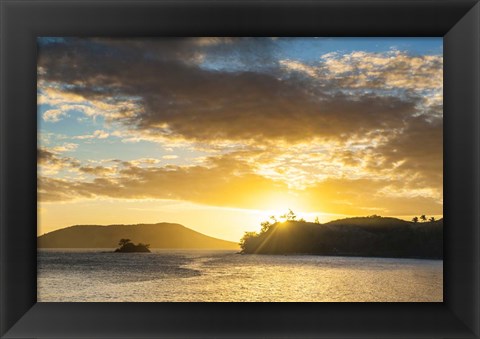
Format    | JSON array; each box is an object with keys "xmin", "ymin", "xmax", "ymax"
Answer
[
  {"xmin": 37, "ymin": 222, "xmax": 239, "ymax": 250},
  {"xmin": 114, "ymin": 238, "xmax": 151, "ymax": 253},
  {"xmin": 240, "ymin": 213, "xmax": 443, "ymax": 259}
]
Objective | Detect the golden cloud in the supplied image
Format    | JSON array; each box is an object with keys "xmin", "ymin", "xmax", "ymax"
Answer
[{"xmin": 37, "ymin": 38, "xmax": 443, "ymax": 216}]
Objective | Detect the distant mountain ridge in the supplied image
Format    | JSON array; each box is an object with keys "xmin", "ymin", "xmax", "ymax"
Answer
[{"xmin": 38, "ymin": 223, "xmax": 239, "ymax": 250}]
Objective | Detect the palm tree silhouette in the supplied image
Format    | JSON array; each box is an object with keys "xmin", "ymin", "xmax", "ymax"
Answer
[{"xmin": 118, "ymin": 238, "xmax": 131, "ymax": 247}]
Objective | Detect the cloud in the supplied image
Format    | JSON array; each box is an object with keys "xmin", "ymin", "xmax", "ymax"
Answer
[
  {"xmin": 74, "ymin": 130, "xmax": 110, "ymax": 140},
  {"xmin": 43, "ymin": 109, "xmax": 67, "ymax": 122},
  {"xmin": 38, "ymin": 150, "xmax": 442, "ymax": 216},
  {"xmin": 301, "ymin": 177, "xmax": 442, "ymax": 215},
  {"xmin": 38, "ymin": 38, "xmax": 432, "ymax": 145},
  {"xmin": 38, "ymin": 86, "xmax": 141, "ymax": 123},
  {"xmin": 78, "ymin": 165, "xmax": 116, "ymax": 176},
  {"xmin": 193, "ymin": 37, "xmax": 235, "ymax": 46},
  {"xmin": 38, "ymin": 155, "xmax": 289, "ymax": 208},
  {"xmin": 38, "ymin": 147, "xmax": 81, "ymax": 175},
  {"xmin": 372, "ymin": 114, "xmax": 443, "ymax": 191},
  {"xmin": 280, "ymin": 50, "xmax": 443, "ymax": 93},
  {"xmin": 50, "ymin": 143, "xmax": 78, "ymax": 153},
  {"xmin": 128, "ymin": 158, "xmax": 161, "ymax": 166},
  {"xmin": 279, "ymin": 60, "xmax": 318, "ymax": 77},
  {"xmin": 37, "ymin": 38, "xmax": 443, "ymax": 216}
]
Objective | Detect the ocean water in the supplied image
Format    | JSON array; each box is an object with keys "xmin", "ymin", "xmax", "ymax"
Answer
[{"xmin": 38, "ymin": 249, "xmax": 443, "ymax": 302}]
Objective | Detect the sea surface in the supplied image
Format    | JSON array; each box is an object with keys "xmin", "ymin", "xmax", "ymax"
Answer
[{"xmin": 38, "ymin": 249, "xmax": 443, "ymax": 302}]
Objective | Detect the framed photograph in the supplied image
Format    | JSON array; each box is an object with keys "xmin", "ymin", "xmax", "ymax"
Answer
[{"xmin": 1, "ymin": 0, "xmax": 479, "ymax": 338}]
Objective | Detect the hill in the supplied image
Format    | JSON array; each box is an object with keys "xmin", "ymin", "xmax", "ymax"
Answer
[
  {"xmin": 240, "ymin": 216, "xmax": 443, "ymax": 259},
  {"xmin": 38, "ymin": 223, "xmax": 239, "ymax": 250}
]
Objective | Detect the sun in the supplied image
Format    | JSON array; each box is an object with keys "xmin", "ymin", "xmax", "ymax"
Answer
[
  {"xmin": 252, "ymin": 192, "xmax": 330, "ymax": 226},
  {"xmin": 254, "ymin": 192, "xmax": 303, "ymax": 221}
]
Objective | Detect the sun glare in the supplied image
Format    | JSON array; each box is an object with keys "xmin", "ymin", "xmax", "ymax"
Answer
[
  {"xmin": 262, "ymin": 193, "xmax": 300, "ymax": 212},
  {"xmin": 254, "ymin": 193, "xmax": 323, "ymax": 225}
]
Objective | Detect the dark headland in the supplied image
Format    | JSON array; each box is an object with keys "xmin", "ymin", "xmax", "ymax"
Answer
[
  {"xmin": 240, "ymin": 216, "xmax": 443, "ymax": 259},
  {"xmin": 38, "ymin": 222, "xmax": 239, "ymax": 250}
]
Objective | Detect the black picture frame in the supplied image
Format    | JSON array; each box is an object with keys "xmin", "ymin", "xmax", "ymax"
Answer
[{"xmin": 1, "ymin": 0, "xmax": 479, "ymax": 338}]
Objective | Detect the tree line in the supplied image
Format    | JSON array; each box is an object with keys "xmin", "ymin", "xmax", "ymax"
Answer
[{"xmin": 411, "ymin": 215, "xmax": 436, "ymax": 223}]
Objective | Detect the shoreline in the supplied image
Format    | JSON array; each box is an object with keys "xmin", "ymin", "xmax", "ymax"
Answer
[{"xmin": 239, "ymin": 252, "xmax": 443, "ymax": 260}]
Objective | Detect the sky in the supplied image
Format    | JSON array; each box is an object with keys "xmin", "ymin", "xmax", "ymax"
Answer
[{"xmin": 37, "ymin": 37, "xmax": 443, "ymax": 241}]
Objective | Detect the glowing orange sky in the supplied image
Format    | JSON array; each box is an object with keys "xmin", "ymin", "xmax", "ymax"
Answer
[{"xmin": 37, "ymin": 38, "xmax": 443, "ymax": 241}]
